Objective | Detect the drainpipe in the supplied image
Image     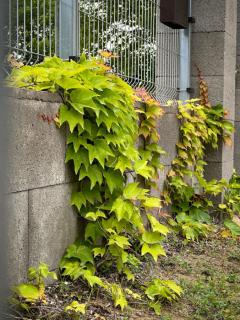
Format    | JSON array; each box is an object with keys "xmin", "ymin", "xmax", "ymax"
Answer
[{"xmin": 179, "ymin": 0, "xmax": 192, "ymax": 101}]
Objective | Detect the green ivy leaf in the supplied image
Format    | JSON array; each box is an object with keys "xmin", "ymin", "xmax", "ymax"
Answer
[
  {"xmin": 60, "ymin": 259, "xmax": 83, "ymax": 280},
  {"xmin": 59, "ymin": 104, "xmax": 84, "ymax": 133},
  {"xmin": 81, "ymin": 269, "xmax": 104, "ymax": 287},
  {"xmin": 108, "ymin": 234, "xmax": 130, "ymax": 249},
  {"xmin": 14, "ymin": 284, "xmax": 40, "ymax": 302},
  {"xmin": 103, "ymin": 168, "xmax": 123, "ymax": 194},
  {"xmin": 147, "ymin": 214, "xmax": 169, "ymax": 235},
  {"xmin": 65, "ymin": 145, "xmax": 89, "ymax": 174},
  {"xmin": 149, "ymin": 301, "xmax": 162, "ymax": 316},
  {"xmin": 143, "ymin": 197, "xmax": 161, "ymax": 208},
  {"xmin": 79, "ymin": 164, "xmax": 103, "ymax": 189},
  {"xmin": 85, "ymin": 223, "xmax": 104, "ymax": 243},
  {"xmin": 88, "ymin": 139, "xmax": 114, "ymax": 168},
  {"xmin": 224, "ymin": 219, "xmax": 240, "ymax": 237},
  {"xmin": 115, "ymin": 155, "xmax": 132, "ymax": 173},
  {"xmin": 85, "ymin": 210, "xmax": 106, "ymax": 221},
  {"xmin": 71, "ymin": 192, "xmax": 86, "ymax": 211},
  {"xmin": 67, "ymin": 134, "xmax": 88, "ymax": 152},
  {"xmin": 55, "ymin": 77, "xmax": 83, "ymax": 90},
  {"xmin": 142, "ymin": 231, "xmax": 163, "ymax": 244},
  {"xmin": 123, "ymin": 182, "xmax": 148, "ymax": 200},
  {"xmin": 141, "ymin": 243, "xmax": 166, "ymax": 261},
  {"xmin": 64, "ymin": 243, "xmax": 94, "ymax": 265},
  {"xmin": 111, "ymin": 198, "xmax": 135, "ymax": 222},
  {"xmin": 65, "ymin": 301, "xmax": 86, "ymax": 315},
  {"xmin": 134, "ymin": 160, "xmax": 153, "ymax": 179},
  {"xmin": 82, "ymin": 184, "xmax": 102, "ymax": 204},
  {"xmin": 70, "ymin": 88, "xmax": 100, "ymax": 117},
  {"xmin": 110, "ymin": 284, "xmax": 128, "ymax": 311},
  {"xmin": 92, "ymin": 247, "xmax": 106, "ymax": 258}
]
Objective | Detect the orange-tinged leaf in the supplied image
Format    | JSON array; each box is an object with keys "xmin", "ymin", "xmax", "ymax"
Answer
[{"xmin": 223, "ymin": 136, "xmax": 232, "ymax": 147}]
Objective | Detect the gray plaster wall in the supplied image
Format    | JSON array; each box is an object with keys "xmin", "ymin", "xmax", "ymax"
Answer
[{"xmin": 5, "ymin": 89, "xmax": 179, "ymax": 284}]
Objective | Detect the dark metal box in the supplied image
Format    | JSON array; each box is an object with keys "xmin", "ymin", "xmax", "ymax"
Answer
[{"xmin": 160, "ymin": 0, "xmax": 189, "ymax": 29}]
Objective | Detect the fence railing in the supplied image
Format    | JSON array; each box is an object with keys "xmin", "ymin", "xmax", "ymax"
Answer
[{"xmin": 6, "ymin": 0, "xmax": 180, "ymax": 103}]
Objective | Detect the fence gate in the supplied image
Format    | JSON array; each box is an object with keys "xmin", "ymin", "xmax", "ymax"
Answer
[{"xmin": 7, "ymin": 0, "xmax": 185, "ymax": 103}]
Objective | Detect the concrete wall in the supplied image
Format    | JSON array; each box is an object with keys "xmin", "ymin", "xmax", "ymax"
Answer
[
  {"xmin": 191, "ymin": 0, "xmax": 237, "ymax": 182},
  {"xmin": 235, "ymin": 2, "xmax": 240, "ymax": 173},
  {"xmin": 5, "ymin": 89, "xmax": 80, "ymax": 284},
  {"xmin": 5, "ymin": 89, "xmax": 179, "ymax": 284}
]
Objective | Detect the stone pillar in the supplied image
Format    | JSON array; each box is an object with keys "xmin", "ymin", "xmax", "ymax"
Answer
[
  {"xmin": 191, "ymin": 0, "xmax": 237, "ymax": 182},
  {"xmin": 234, "ymin": 2, "xmax": 240, "ymax": 173}
]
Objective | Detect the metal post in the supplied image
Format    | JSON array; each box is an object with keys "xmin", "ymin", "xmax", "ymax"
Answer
[
  {"xmin": 179, "ymin": 0, "xmax": 192, "ymax": 101},
  {"xmin": 58, "ymin": 0, "xmax": 78, "ymax": 59}
]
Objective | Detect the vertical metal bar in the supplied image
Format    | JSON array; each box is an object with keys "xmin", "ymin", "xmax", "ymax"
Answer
[
  {"xmin": 149, "ymin": 0, "xmax": 154, "ymax": 93},
  {"xmin": 36, "ymin": 0, "xmax": 40, "ymax": 62},
  {"xmin": 83, "ymin": 0, "xmax": 86, "ymax": 51},
  {"xmin": 92, "ymin": 0, "xmax": 96, "ymax": 56},
  {"xmin": 116, "ymin": 0, "xmax": 119, "ymax": 72},
  {"xmin": 179, "ymin": 0, "xmax": 191, "ymax": 101},
  {"xmin": 127, "ymin": 0, "xmax": 131, "ymax": 85},
  {"xmin": 55, "ymin": 0, "xmax": 58, "ymax": 56},
  {"xmin": 78, "ymin": 0, "xmax": 81, "ymax": 54},
  {"xmin": 43, "ymin": 0, "xmax": 46, "ymax": 56},
  {"xmin": 133, "ymin": 0, "xmax": 138, "ymax": 87},
  {"xmin": 9, "ymin": 0, "xmax": 11, "ymax": 51},
  {"xmin": 124, "ymin": 0, "xmax": 127, "ymax": 79},
  {"xmin": 101, "ymin": 0, "xmax": 104, "ymax": 50},
  {"xmin": 109, "ymin": 0, "xmax": 112, "ymax": 66},
  {"xmin": 27, "ymin": 0, "xmax": 33, "ymax": 64},
  {"xmin": 16, "ymin": 0, "xmax": 19, "ymax": 54},
  {"xmin": 97, "ymin": 0, "xmax": 100, "ymax": 53},
  {"xmin": 141, "ymin": 0, "xmax": 144, "ymax": 84},
  {"xmin": 152, "ymin": 0, "xmax": 155, "ymax": 95},
  {"xmin": 23, "ymin": 0, "xmax": 26, "ymax": 59},
  {"xmin": 49, "ymin": 0, "xmax": 52, "ymax": 56},
  {"xmin": 58, "ymin": 0, "xmax": 62, "ymax": 56},
  {"xmin": 130, "ymin": 0, "xmax": 134, "ymax": 85},
  {"xmin": 120, "ymin": 0, "xmax": 123, "ymax": 75}
]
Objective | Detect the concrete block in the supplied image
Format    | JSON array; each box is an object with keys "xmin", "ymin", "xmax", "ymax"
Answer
[
  {"xmin": 5, "ymin": 191, "xmax": 28, "ymax": 284},
  {"xmin": 234, "ymin": 121, "xmax": 240, "ymax": 173},
  {"xmin": 191, "ymin": 32, "xmax": 225, "ymax": 77},
  {"xmin": 151, "ymin": 165, "xmax": 171, "ymax": 197},
  {"xmin": 192, "ymin": 0, "xmax": 225, "ymax": 33},
  {"xmin": 6, "ymin": 96, "xmax": 66, "ymax": 193},
  {"xmin": 204, "ymin": 161, "xmax": 223, "ymax": 181},
  {"xmin": 28, "ymin": 183, "xmax": 80, "ymax": 271},
  {"xmin": 205, "ymin": 160, "xmax": 234, "ymax": 182},
  {"xmin": 223, "ymin": 74, "xmax": 236, "ymax": 120},
  {"xmin": 236, "ymin": 54, "xmax": 240, "ymax": 90},
  {"xmin": 5, "ymin": 88, "xmax": 62, "ymax": 103},
  {"xmin": 192, "ymin": 0, "xmax": 237, "ymax": 36},
  {"xmin": 238, "ymin": 1, "xmax": 240, "ymax": 22},
  {"xmin": 235, "ymin": 89, "xmax": 240, "ymax": 121},
  {"xmin": 191, "ymin": 76, "xmax": 224, "ymax": 105},
  {"xmin": 157, "ymin": 113, "xmax": 179, "ymax": 165},
  {"xmin": 225, "ymin": 0, "xmax": 237, "ymax": 38},
  {"xmin": 222, "ymin": 160, "xmax": 234, "ymax": 181}
]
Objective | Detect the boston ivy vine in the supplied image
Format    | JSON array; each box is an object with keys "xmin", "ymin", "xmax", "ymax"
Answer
[
  {"xmin": 8, "ymin": 56, "xmax": 182, "ymax": 315},
  {"xmin": 163, "ymin": 100, "xmax": 234, "ymax": 240}
]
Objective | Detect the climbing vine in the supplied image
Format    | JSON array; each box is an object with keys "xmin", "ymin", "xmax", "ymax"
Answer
[
  {"xmin": 163, "ymin": 74, "xmax": 234, "ymax": 240},
  {"xmin": 8, "ymin": 56, "xmax": 182, "ymax": 316}
]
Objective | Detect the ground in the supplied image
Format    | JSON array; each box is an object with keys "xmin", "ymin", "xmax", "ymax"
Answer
[{"xmin": 11, "ymin": 235, "xmax": 240, "ymax": 320}]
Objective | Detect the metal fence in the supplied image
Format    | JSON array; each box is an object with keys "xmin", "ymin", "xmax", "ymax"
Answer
[{"xmin": 7, "ymin": 0, "xmax": 180, "ymax": 103}]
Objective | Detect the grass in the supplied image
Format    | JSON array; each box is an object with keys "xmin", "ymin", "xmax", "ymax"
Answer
[
  {"xmin": 160, "ymin": 236, "xmax": 240, "ymax": 320},
  {"xmin": 10, "ymin": 235, "xmax": 240, "ymax": 319}
]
